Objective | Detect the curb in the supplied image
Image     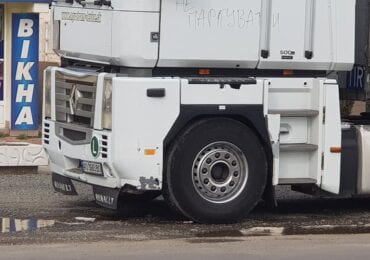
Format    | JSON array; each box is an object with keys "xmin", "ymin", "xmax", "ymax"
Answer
[{"xmin": 0, "ymin": 143, "xmax": 48, "ymax": 167}]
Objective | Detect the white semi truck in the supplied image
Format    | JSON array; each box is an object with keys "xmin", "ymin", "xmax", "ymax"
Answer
[{"xmin": 43, "ymin": 0, "xmax": 367, "ymax": 223}]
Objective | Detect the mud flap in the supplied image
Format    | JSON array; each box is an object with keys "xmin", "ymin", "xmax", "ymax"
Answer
[
  {"xmin": 93, "ymin": 185, "xmax": 120, "ymax": 210},
  {"xmin": 52, "ymin": 173, "xmax": 78, "ymax": 195}
]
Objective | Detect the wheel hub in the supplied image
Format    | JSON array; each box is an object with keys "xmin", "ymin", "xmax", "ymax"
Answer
[
  {"xmin": 210, "ymin": 162, "xmax": 230, "ymax": 183},
  {"xmin": 192, "ymin": 142, "xmax": 248, "ymax": 204}
]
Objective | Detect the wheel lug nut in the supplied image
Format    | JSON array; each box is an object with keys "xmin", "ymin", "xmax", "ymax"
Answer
[
  {"xmin": 211, "ymin": 186, "xmax": 216, "ymax": 191},
  {"xmin": 232, "ymin": 161, "xmax": 237, "ymax": 166},
  {"xmin": 204, "ymin": 179, "xmax": 209, "ymax": 184},
  {"xmin": 233, "ymin": 171, "xmax": 239, "ymax": 177},
  {"xmin": 206, "ymin": 158, "xmax": 212, "ymax": 164},
  {"xmin": 225, "ymin": 154, "xmax": 230, "ymax": 159},
  {"xmin": 215, "ymin": 153, "xmax": 220, "ymax": 158},
  {"xmin": 221, "ymin": 187, "xmax": 226, "ymax": 192},
  {"xmin": 230, "ymin": 181, "xmax": 235, "ymax": 187},
  {"xmin": 202, "ymin": 168, "xmax": 208, "ymax": 174}
]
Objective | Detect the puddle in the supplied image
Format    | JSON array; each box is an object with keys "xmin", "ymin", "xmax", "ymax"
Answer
[
  {"xmin": 195, "ymin": 225, "xmax": 370, "ymax": 239},
  {"xmin": 0, "ymin": 217, "xmax": 55, "ymax": 233}
]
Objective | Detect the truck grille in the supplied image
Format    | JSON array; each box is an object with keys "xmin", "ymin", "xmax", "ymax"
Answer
[
  {"xmin": 55, "ymin": 73, "xmax": 98, "ymax": 128},
  {"xmin": 43, "ymin": 122, "xmax": 50, "ymax": 145}
]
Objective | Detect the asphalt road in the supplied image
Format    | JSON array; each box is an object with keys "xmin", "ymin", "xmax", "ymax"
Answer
[
  {"xmin": 2, "ymin": 234, "xmax": 370, "ymax": 260},
  {"xmin": 1, "ymin": 168, "xmax": 370, "ymax": 246}
]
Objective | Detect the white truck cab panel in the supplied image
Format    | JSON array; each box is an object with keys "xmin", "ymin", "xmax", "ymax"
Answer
[
  {"xmin": 52, "ymin": 0, "xmax": 355, "ymax": 71},
  {"xmin": 258, "ymin": 0, "xmax": 355, "ymax": 71},
  {"xmin": 158, "ymin": 0, "xmax": 262, "ymax": 68},
  {"xmin": 53, "ymin": 3, "xmax": 160, "ymax": 67},
  {"xmin": 107, "ymin": 0, "xmax": 160, "ymax": 12},
  {"xmin": 53, "ymin": 0, "xmax": 160, "ymax": 12},
  {"xmin": 158, "ymin": 0, "xmax": 355, "ymax": 70}
]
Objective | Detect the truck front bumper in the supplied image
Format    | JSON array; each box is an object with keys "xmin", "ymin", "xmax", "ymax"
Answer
[{"xmin": 43, "ymin": 120, "xmax": 146, "ymax": 192}]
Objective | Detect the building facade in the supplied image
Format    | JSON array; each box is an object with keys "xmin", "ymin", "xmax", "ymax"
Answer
[
  {"xmin": 0, "ymin": 0, "xmax": 52, "ymax": 167},
  {"xmin": 0, "ymin": 0, "xmax": 57, "ymax": 136}
]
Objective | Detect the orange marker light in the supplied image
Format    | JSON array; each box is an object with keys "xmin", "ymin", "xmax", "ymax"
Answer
[
  {"xmin": 199, "ymin": 69, "xmax": 211, "ymax": 76},
  {"xmin": 330, "ymin": 147, "xmax": 342, "ymax": 154},
  {"xmin": 283, "ymin": 70, "xmax": 294, "ymax": 76},
  {"xmin": 144, "ymin": 149, "xmax": 156, "ymax": 156}
]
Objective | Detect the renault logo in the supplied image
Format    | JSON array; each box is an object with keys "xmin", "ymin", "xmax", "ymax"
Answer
[{"xmin": 69, "ymin": 84, "xmax": 82, "ymax": 115}]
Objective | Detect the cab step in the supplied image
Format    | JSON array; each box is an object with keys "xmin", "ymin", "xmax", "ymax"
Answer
[
  {"xmin": 280, "ymin": 144, "xmax": 318, "ymax": 152},
  {"xmin": 278, "ymin": 178, "xmax": 317, "ymax": 185},
  {"xmin": 269, "ymin": 109, "xmax": 319, "ymax": 117}
]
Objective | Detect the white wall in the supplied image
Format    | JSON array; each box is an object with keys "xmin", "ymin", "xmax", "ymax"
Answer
[{"xmin": 39, "ymin": 11, "xmax": 60, "ymax": 63}]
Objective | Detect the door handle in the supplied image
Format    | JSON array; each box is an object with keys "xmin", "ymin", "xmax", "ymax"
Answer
[{"xmin": 147, "ymin": 88, "xmax": 166, "ymax": 98}]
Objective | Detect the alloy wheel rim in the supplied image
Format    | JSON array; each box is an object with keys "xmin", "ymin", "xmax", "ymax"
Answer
[{"xmin": 191, "ymin": 141, "xmax": 249, "ymax": 204}]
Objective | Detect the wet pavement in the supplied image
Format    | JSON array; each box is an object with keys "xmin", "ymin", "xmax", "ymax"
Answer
[
  {"xmin": 2, "ymin": 168, "xmax": 370, "ymax": 245},
  {"xmin": 4, "ymin": 234, "xmax": 370, "ymax": 260}
]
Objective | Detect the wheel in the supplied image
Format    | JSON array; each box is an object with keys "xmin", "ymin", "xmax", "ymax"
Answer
[{"xmin": 163, "ymin": 118, "xmax": 268, "ymax": 223}]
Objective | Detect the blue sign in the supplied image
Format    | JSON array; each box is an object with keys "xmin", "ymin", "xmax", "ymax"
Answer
[
  {"xmin": 347, "ymin": 66, "xmax": 367, "ymax": 90},
  {"xmin": 11, "ymin": 13, "xmax": 39, "ymax": 130}
]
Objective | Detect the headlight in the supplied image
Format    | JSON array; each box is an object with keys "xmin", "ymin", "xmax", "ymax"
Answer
[
  {"xmin": 43, "ymin": 68, "xmax": 52, "ymax": 119},
  {"xmin": 102, "ymin": 78, "xmax": 112, "ymax": 130}
]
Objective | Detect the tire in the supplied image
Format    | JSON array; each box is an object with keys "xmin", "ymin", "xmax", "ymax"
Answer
[{"xmin": 163, "ymin": 118, "xmax": 268, "ymax": 223}]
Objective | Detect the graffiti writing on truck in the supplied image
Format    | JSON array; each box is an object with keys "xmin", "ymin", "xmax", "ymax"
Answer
[{"xmin": 175, "ymin": 0, "xmax": 280, "ymax": 31}]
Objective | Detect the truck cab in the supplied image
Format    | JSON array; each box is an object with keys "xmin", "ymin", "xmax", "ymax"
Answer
[{"xmin": 43, "ymin": 0, "xmax": 370, "ymax": 223}]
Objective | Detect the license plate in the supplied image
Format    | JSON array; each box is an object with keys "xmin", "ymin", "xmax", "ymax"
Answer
[{"xmin": 81, "ymin": 161, "xmax": 103, "ymax": 176}]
